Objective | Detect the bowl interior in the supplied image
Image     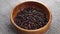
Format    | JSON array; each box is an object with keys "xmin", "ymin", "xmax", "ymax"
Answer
[{"xmin": 12, "ymin": 1, "xmax": 50, "ymax": 29}]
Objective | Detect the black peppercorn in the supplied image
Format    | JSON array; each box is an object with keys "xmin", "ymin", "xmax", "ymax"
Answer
[{"xmin": 14, "ymin": 7, "xmax": 48, "ymax": 30}]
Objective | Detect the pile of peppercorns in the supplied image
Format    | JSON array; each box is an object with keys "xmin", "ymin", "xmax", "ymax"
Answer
[{"xmin": 14, "ymin": 7, "xmax": 48, "ymax": 30}]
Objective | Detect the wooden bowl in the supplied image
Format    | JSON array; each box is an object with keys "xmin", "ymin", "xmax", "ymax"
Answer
[{"xmin": 10, "ymin": 1, "xmax": 52, "ymax": 34}]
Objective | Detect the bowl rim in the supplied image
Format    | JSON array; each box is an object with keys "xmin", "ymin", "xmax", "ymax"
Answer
[{"xmin": 10, "ymin": 1, "xmax": 52, "ymax": 32}]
